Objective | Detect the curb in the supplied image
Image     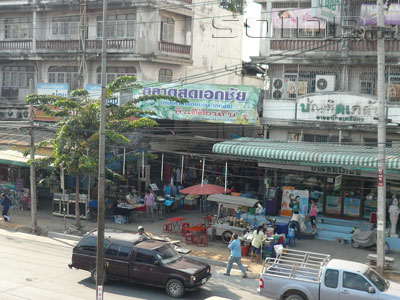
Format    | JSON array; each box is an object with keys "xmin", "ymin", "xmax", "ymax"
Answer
[{"xmin": 48, "ymin": 231, "xmax": 82, "ymax": 242}]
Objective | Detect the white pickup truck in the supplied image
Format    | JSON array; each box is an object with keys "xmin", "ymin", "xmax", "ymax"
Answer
[{"xmin": 258, "ymin": 249, "xmax": 400, "ymax": 300}]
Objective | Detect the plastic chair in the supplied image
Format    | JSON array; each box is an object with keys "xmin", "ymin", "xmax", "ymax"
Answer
[
  {"xmin": 197, "ymin": 234, "xmax": 208, "ymax": 247},
  {"xmin": 288, "ymin": 228, "xmax": 295, "ymax": 247},
  {"xmin": 163, "ymin": 222, "xmax": 173, "ymax": 232},
  {"xmin": 185, "ymin": 232, "xmax": 196, "ymax": 244},
  {"xmin": 181, "ymin": 223, "xmax": 190, "ymax": 236}
]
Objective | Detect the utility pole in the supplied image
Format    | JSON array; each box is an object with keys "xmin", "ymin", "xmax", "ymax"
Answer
[
  {"xmin": 96, "ymin": 0, "xmax": 107, "ymax": 298},
  {"xmin": 29, "ymin": 79, "xmax": 37, "ymax": 232},
  {"xmin": 376, "ymin": 0, "xmax": 386, "ymax": 275},
  {"xmin": 78, "ymin": 0, "xmax": 87, "ymax": 89}
]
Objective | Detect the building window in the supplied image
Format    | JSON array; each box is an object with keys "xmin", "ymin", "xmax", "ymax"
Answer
[
  {"xmin": 161, "ymin": 17, "xmax": 175, "ymax": 42},
  {"xmin": 4, "ymin": 18, "xmax": 33, "ymax": 39},
  {"xmin": 158, "ymin": 69, "xmax": 173, "ymax": 82},
  {"xmin": 52, "ymin": 16, "xmax": 79, "ymax": 37},
  {"xmin": 2, "ymin": 66, "xmax": 34, "ymax": 88},
  {"xmin": 2, "ymin": 65, "xmax": 35, "ymax": 98},
  {"xmin": 97, "ymin": 14, "xmax": 136, "ymax": 38},
  {"xmin": 360, "ymin": 72, "xmax": 376, "ymax": 95},
  {"xmin": 96, "ymin": 67, "xmax": 137, "ymax": 85},
  {"xmin": 48, "ymin": 66, "xmax": 78, "ymax": 90}
]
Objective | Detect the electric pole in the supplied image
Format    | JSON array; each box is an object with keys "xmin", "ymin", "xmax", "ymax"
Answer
[
  {"xmin": 78, "ymin": 0, "xmax": 87, "ymax": 89},
  {"xmin": 29, "ymin": 78, "xmax": 37, "ymax": 232},
  {"xmin": 96, "ymin": 0, "xmax": 107, "ymax": 298},
  {"xmin": 376, "ymin": 0, "xmax": 387, "ymax": 274}
]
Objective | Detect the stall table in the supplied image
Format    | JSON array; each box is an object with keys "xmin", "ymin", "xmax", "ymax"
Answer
[
  {"xmin": 114, "ymin": 203, "xmax": 145, "ymax": 223},
  {"xmin": 187, "ymin": 225, "xmax": 207, "ymax": 245},
  {"xmin": 167, "ymin": 217, "xmax": 187, "ymax": 234}
]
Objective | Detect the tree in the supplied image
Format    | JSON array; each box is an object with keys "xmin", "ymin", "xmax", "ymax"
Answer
[{"xmin": 26, "ymin": 77, "xmax": 184, "ymax": 229}]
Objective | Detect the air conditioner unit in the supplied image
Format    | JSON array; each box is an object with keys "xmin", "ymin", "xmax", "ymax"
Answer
[
  {"xmin": 315, "ymin": 75, "xmax": 336, "ymax": 92},
  {"xmin": 272, "ymin": 78, "xmax": 287, "ymax": 100}
]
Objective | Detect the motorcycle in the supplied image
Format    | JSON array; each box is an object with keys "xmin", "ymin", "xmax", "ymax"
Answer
[{"xmin": 351, "ymin": 228, "xmax": 390, "ymax": 254}]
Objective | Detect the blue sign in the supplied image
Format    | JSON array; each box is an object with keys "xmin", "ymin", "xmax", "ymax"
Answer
[{"xmin": 37, "ymin": 83, "xmax": 69, "ymax": 97}]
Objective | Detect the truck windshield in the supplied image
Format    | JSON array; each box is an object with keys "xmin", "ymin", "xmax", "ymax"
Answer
[
  {"xmin": 155, "ymin": 245, "xmax": 181, "ymax": 264},
  {"xmin": 364, "ymin": 268, "xmax": 389, "ymax": 291}
]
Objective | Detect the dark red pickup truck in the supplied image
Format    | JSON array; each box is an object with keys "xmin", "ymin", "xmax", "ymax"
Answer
[{"xmin": 69, "ymin": 230, "xmax": 211, "ymax": 298}]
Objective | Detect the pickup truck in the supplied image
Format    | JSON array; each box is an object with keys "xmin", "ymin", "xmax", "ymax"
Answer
[
  {"xmin": 69, "ymin": 230, "xmax": 211, "ymax": 298},
  {"xmin": 258, "ymin": 248, "xmax": 400, "ymax": 300}
]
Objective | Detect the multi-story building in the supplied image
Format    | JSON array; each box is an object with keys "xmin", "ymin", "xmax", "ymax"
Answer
[
  {"xmin": 255, "ymin": 0, "xmax": 400, "ymax": 145},
  {"xmin": 225, "ymin": 0, "xmax": 400, "ymax": 222},
  {"xmin": 0, "ymin": 0, "xmax": 252, "ymax": 111}
]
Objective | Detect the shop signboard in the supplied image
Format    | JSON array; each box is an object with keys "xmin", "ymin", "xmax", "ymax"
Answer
[
  {"xmin": 343, "ymin": 197, "xmax": 361, "ymax": 217},
  {"xmin": 297, "ymin": 94, "xmax": 378, "ymax": 124},
  {"xmin": 86, "ymin": 84, "xmax": 120, "ymax": 105},
  {"xmin": 334, "ymin": 175, "xmax": 342, "ymax": 191},
  {"xmin": 360, "ymin": 4, "xmax": 400, "ymax": 26},
  {"xmin": 281, "ymin": 186, "xmax": 309, "ymax": 216},
  {"xmin": 273, "ymin": 8, "xmax": 326, "ymax": 29},
  {"xmin": 37, "ymin": 83, "xmax": 69, "ymax": 97},
  {"xmin": 132, "ymin": 82, "xmax": 260, "ymax": 125},
  {"xmin": 15, "ymin": 179, "xmax": 24, "ymax": 192},
  {"xmin": 377, "ymin": 168, "xmax": 384, "ymax": 187},
  {"xmin": 312, "ymin": 0, "xmax": 342, "ymax": 24}
]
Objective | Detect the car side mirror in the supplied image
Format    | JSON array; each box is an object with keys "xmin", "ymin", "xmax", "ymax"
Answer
[
  {"xmin": 368, "ymin": 287, "xmax": 375, "ymax": 294},
  {"xmin": 154, "ymin": 260, "xmax": 160, "ymax": 266}
]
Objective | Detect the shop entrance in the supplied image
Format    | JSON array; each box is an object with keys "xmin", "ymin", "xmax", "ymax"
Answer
[{"xmin": 325, "ymin": 177, "xmax": 365, "ymax": 219}]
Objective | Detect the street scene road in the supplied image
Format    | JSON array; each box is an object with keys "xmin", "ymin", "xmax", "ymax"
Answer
[{"xmin": 0, "ymin": 229, "xmax": 267, "ymax": 300}]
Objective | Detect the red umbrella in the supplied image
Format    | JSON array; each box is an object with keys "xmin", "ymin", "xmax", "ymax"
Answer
[{"xmin": 179, "ymin": 184, "xmax": 230, "ymax": 195}]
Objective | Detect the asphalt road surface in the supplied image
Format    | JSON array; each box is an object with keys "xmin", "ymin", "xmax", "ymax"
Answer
[{"xmin": 0, "ymin": 229, "xmax": 269, "ymax": 300}]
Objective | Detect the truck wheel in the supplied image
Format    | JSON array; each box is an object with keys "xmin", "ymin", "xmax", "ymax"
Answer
[
  {"xmin": 90, "ymin": 268, "xmax": 108, "ymax": 284},
  {"xmin": 286, "ymin": 294, "xmax": 306, "ymax": 300},
  {"xmin": 221, "ymin": 231, "xmax": 233, "ymax": 244},
  {"xmin": 166, "ymin": 278, "xmax": 185, "ymax": 298}
]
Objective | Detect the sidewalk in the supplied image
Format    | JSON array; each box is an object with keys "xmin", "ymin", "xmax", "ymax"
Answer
[{"xmin": 1, "ymin": 205, "xmax": 399, "ymax": 280}]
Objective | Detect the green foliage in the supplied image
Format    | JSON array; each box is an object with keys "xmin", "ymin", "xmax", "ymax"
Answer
[{"xmin": 220, "ymin": 0, "xmax": 246, "ymax": 14}]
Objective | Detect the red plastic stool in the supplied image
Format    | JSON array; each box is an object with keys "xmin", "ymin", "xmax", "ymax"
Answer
[
  {"xmin": 197, "ymin": 234, "xmax": 208, "ymax": 247},
  {"xmin": 182, "ymin": 223, "xmax": 190, "ymax": 236},
  {"xmin": 185, "ymin": 232, "xmax": 196, "ymax": 244},
  {"xmin": 163, "ymin": 222, "xmax": 173, "ymax": 232}
]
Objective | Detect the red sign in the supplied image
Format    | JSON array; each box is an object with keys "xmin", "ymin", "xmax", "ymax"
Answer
[{"xmin": 378, "ymin": 169, "xmax": 385, "ymax": 187}]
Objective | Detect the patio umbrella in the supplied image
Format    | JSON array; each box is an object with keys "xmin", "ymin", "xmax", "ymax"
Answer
[{"xmin": 179, "ymin": 184, "xmax": 230, "ymax": 195}]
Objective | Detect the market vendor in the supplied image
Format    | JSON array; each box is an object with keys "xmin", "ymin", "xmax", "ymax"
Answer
[{"xmin": 163, "ymin": 181, "xmax": 174, "ymax": 196}]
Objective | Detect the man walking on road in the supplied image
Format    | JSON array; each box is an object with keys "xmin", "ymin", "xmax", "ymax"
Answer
[
  {"xmin": 223, "ymin": 233, "xmax": 248, "ymax": 278},
  {"xmin": 1, "ymin": 193, "xmax": 11, "ymax": 222}
]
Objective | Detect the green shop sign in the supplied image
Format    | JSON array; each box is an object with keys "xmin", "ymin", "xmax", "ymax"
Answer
[
  {"xmin": 312, "ymin": 0, "xmax": 342, "ymax": 23},
  {"xmin": 133, "ymin": 82, "xmax": 261, "ymax": 125}
]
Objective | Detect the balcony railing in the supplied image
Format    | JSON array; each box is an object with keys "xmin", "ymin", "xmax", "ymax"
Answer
[
  {"xmin": 0, "ymin": 40, "xmax": 32, "ymax": 50},
  {"xmin": 271, "ymin": 39, "xmax": 400, "ymax": 54},
  {"xmin": 35, "ymin": 39, "xmax": 135, "ymax": 51},
  {"xmin": 271, "ymin": 39, "xmax": 340, "ymax": 52},
  {"xmin": 159, "ymin": 41, "xmax": 191, "ymax": 55}
]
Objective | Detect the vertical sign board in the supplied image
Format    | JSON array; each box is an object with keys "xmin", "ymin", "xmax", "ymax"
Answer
[
  {"xmin": 334, "ymin": 175, "xmax": 342, "ymax": 191},
  {"xmin": 377, "ymin": 168, "xmax": 384, "ymax": 187},
  {"xmin": 312, "ymin": 0, "xmax": 342, "ymax": 24},
  {"xmin": 97, "ymin": 285, "xmax": 103, "ymax": 300}
]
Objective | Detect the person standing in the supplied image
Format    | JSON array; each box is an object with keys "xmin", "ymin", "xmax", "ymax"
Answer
[
  {"xmin": 1, "ymin": 193, "xmax": 11, "ymax": 222},
  {"xmin": 251, "ymin": 225, "xmax": 265, "ymax": 263},
  {"xmin": 309, "ymin": 198, "xmax": 319, "ymax": 232},
  {"xmin": 144, "ymin": 189, "xmax": 155, "ymax": 222},
  {"xmin": 289, "ymin": 195, "xmax": 302, "ymax": 240},
  {"xmin": 223, "ymin": 233, "xmax": 248, "ymax": 278}
]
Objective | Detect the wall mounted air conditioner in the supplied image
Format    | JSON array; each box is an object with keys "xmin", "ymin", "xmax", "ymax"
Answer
[
  {"xmin": 315, "ymin": 75, "xmax": 336, "ymax": 92},
  {"xmin": 272, "ymin": 78, "xmax": 287, "ymax": 100}
]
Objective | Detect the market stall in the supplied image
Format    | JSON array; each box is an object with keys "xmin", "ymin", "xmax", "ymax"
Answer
[{"xmin": 207, "ymin": 194, "xmax": 259, "ymax": 243}]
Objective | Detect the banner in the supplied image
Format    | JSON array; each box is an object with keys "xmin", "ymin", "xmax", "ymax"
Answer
[
  {"xmin": 360, "ymin": 4, "xmax": 400, "ymax": 26},
  {"xmin": 133, "ymin": 83, "xmax": 260, "ymax": 125},
  {"xmin": 37, "ymin": 83, "xmax": 69, "ymax": 97},
  {"xmin": 273, "ymin": 8, "xmax": 326, "ymax": 29},
  {"xmin": 281, "ymin": 187, "xmax": 309, "ymax": 217}
]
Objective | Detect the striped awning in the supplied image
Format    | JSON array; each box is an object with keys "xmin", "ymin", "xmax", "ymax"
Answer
[{"xmin": 212, "ymin": 138, "xmax": 400, "ymax": 171}]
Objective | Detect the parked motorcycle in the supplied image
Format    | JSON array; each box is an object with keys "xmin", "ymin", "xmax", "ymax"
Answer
[{"xmin": 351, "ymin": 228, "xmax": 390, "ymax": 253}]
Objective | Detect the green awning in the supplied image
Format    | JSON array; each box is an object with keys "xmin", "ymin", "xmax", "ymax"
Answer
[{"xmin": 212, "ymin": 138, "xmax": 400, "ymax": 171}]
